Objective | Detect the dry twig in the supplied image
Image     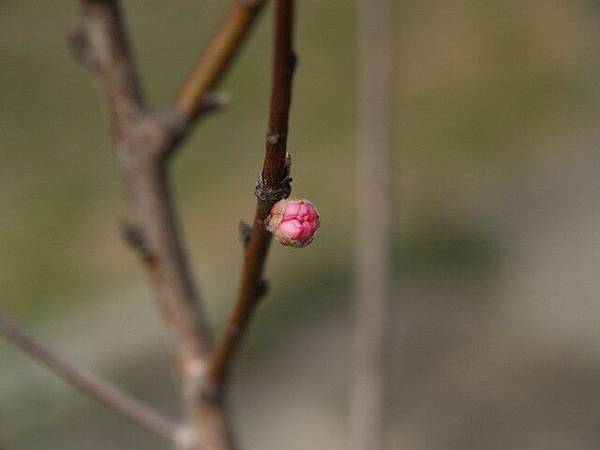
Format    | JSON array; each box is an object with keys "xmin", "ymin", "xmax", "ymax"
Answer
[{"xmin": 0, "ymin": 313, "xmax": 178, "ymax": 442}]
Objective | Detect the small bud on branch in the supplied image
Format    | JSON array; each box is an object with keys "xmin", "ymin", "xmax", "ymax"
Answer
[{"xmin": 267, "ymin": 198, "xmax": 320, "ymax": 247}]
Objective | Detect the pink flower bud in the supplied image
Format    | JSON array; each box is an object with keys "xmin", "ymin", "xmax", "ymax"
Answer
[{"xmin": 267, "ymin": 199, "xmax": 320, "ymax": 248}]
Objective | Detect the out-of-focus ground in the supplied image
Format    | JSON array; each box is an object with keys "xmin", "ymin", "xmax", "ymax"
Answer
[{"xmin": 1, "ymin": 1, "xmax": 600, "ymax": 449}]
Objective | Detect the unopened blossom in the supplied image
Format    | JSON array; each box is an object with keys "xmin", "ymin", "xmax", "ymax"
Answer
[{"xmin": 267, "ymin": 198, "xmax": 320, "ymax": 248}]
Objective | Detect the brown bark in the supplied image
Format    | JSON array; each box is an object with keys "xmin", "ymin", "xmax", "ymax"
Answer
[{"xmin": 206, "ymin": 0, "xmax": 296, "ymax": 392}]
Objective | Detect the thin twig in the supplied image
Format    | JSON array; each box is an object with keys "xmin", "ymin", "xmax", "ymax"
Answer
[
  {"xmin": 0, "ymin": 312, "xmax": 178, "ymax": 443},
  {"xmin": 206, "ymin": 0, "xmax": 296, "ymax": 391},
  {"xmin": 175, "ymin": 0, "xmax": 267, "ymax": 123},
  {"xmin": 351, "ymin": 0, "xmax": 393, "ymax": 448}
]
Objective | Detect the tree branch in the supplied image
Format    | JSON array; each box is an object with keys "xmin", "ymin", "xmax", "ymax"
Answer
[
  {"xmin": 0, "ymin": 312, "xmax": 178, "ymax": 443},
  {"xmin": 71, "ymin": 1, "xmax": 273, "ymax": 449},
  {"xmin": 70, "ymin": 0, "xmax": 146, "ymax": 136},
  {"xmin": 174, "ymin": 0, "xmax": 267, "ymax": 123},
  {"xmin": 206, "ymin": 0, "xmax": 296, "ymax": 392},
  {"xmin": 73, "ymin": 0, "xmax": 211, "ymax": 385},
  {"xmin": 351, "ymin": 0, "xmax": 393, "ymax": 448}
]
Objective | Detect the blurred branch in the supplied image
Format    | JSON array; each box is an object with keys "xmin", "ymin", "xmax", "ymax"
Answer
[
  {"xmin": 69, "ymin": 0, "xmax": 145, "ymax": 137},
  {"xmin": 351, "ymin": 0, "xmax": 393, "ymax": 448},
  {"xmin": 0, "ymin": 312, "xmax": 178, "ymax": 443},
  {"xmin": 73, "ymin": 0, "xmax": 212, "ymax": 391},
  {"xmin": 70, "ymin": 1, "xmax": 272, "ymax": 449},
  {"xmin": 206, "ymin": 0, "xmax": 296, "ymax": 392},
  {"xmin": 174, "ymin": 0, "xmax": 267, "ymax": 123}
]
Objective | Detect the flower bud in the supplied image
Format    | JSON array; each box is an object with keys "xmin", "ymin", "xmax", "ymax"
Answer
[{"xmin": 267, "ymin": 198, "xmax": 320, "ymax": 248}]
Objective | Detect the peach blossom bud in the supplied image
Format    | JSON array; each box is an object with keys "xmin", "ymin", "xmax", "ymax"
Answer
[{"xmin": 267, "ymin": 199, "xmax": 320, "ymax": 248}]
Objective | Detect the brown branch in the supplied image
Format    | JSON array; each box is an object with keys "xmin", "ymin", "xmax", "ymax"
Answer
[
  {"xmin": 174, "ymin": 0, "xmax": 267, "ymax": 123},
  {"xmin": 206, "ymin": 0, "xmax": 296, "ymax": 392},
  {"xmin": 71, "ymin": 1, "xmax": 273, "ymax": 449},
  {"xmin": 73, "ymin": 0, "xmax": 211, "ymax": 386},
  {"xmin": 0, "ymin": 312, "xmax": 178, "ymax": 443},
  {"xmin": 351, "ymin": 0, "xmax": 393, "ymax": 448},
  {"xmin": 70, "ymin": 0, "xmax": 145, "ymax": 136}
]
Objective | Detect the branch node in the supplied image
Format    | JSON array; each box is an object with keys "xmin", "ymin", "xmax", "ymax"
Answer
[
  {"xmin": 156, "ymin": 108, "xmax": 190, "ymax": 158},
  {"xmin": 200, "ymin": 92, "xmax": 232, "ymax": 116},
  {"xmin": 238, "ymin": 221, "xmax": 252, "ymax": 248},
  {"xmin": 254, "ymin": 176, "xmax": 291, "ymax": 203},
  {"xmin": 289, "ymin": 51, "xmax": 298, "ymax": 72},
  {"xmin": 121, "ymin": 221, "xmax": 155, "ymax": 264},
  {"xmin": 254, "ymin": 153, "xmax": 292, "ymax": 203},
  {"xmin": 256, "ymin": 279, "xmax": 269, "ymax": 298}
]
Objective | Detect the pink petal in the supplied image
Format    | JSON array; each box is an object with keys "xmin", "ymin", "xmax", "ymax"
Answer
[
  {"xmin": 297, "ymin": 202, "xmax": 308, "ymax": 217},
  {"xmin": 278, "ymin": 219, "xmax": 302, "ymax": 239},
  {"xmin": 283, "ymin": 202, "xmax": 300, "ymax": 220},
  {"xmin": 298, "ymin": 222, "xmax": 313, "ymax": 241}
]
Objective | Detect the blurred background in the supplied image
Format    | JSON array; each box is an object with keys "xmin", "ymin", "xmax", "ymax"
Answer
[{"xmin": 2, "ymin": 0, "xmax": 600, "ymax": 449}]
